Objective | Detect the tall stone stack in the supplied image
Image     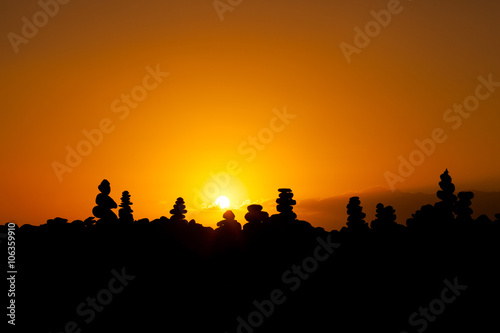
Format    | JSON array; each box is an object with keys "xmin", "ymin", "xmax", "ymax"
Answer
[
  {"xmin": 276, "ymin": 188, "xmax": 297, "ymax": 220},
  {"xmin": 435, "ymin": 169, "xmax": 458, "ymax": 226},
  {"xmin": 455, "ymin": 191, "xmax": 474, "ymax": 226},
  {"xmin": 119, "ymin": 190, "xmax": 134, "ymax": 224},
  {"xmin": 170, "ymin": 197, "xmax": 187, "ymax": 223},
  {"xmin": 92, "ymin": 179, "xmax": 118, "ymax": 222},
  {"xmin": 346, "ymin": 196, "xmax": 369, "ymax": 232},
  {"xmin": 437, "ymin": 169, "xmax": 457, "ymax": 204}
]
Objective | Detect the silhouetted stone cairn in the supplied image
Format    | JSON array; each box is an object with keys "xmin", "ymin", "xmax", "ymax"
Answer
[
  {"xmin": 274, "ymin": 188, "xmax": 297, "ymax": 221},
  {"xmin": 345, "ymin": 196, "xmax": 369, "ymax": 232},
  {"xmin": 92, "ymin": 179, "xmax": 118, "ymax": 223},
  {"xmin": 217, "ymin": 210, "xmax": 241, "ymax": 231},
  {"xmin": 243, "ymin": 204, "xmax": 269, "ymax": 232},
  {"xmin": 435, "ymin": 169, "xmax": 457, "ymax": 223},
  {"xmin": 455, "ymin": 191, "xmax": 474, "ymax": 226},
  {"xmin": 371, "ymin": 203, "xmax": 397, "ymax": 232},
  {"xmin": 170, "ymin": 197, "xmax": 187, "ymax": 224},
  {"xmin": 119, "ymin": 191, "xmax": 134, "ymax": 224},
  {"xmin": 437, "ymin": 169, "xmax": 457, "ymax": 203}
]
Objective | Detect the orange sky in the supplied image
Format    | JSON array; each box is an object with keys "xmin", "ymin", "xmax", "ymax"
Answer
[{"xmin": 1, "ymin": 0, "xmax": 499, "ymax": 230}]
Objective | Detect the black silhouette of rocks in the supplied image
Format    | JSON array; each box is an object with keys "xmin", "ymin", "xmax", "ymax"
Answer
[
  {"xmin": 243, "ymin": 204, "xmax": 269, "ymax": 232},
  {"xmin": 407, "ymin": 170, "xmax": 461, "ymax": 233},
  {"xmin": 217, "ymin": 210, "xmax": 242, "ymax": 231},
  {"xmin": 406, "ymin": 204, "xmax": 436, "ymax": 231},
  {"xmin": 47, "ymin": 217, "xmax": 68, "ymax": 226},
  {"xmin": 151, "ymin": 216, "xmax": 169, "ymax": 226},
  {"xmin": 436, "ymin": 169, "xmax": 457, "ymax": 203},
  {"xmin": 170, "ymin": 197, "xmax": 187, "ymax": 223},
  {"xmin": 188, "ymin": 219, "xmax": 208, "ymax": 231},
  {"xmin": 9, "ymin": 170, "xmax": 500, "ymax": 333},
  {"xmin": 92, "ymin": 179, "xmax": 118, "ymax": 222},
  {"xmin": 83, "ymin": 216, "xmax": 95, "ymax": 228},
  {"xmin": 274, "ymin": 188, "xmax": 297, "ymax": 220},
  {"xmin": 119, "ymin": 190, "xmax": 134, "ymax": 224},
  {"xmin": 136, "ymin": 218, "xmax": 150, "ymax": 225},
  {"xmin": 345, "ymin": 196, "xmax": 369, "ymax": 232},
  {"xmin": 475, "ymin": 214, "xmax": 493, "ymax": 227},
  {"xmin": 494, "ymin": 213, "xmax": 500, "ymax": 227},
  {"xmin": 370, "ymin": 203, "xmax": 397, "ymax": 232},
  {"xmin": 455, "ymin": 191, "xmax": 474, "ymax": 226},
  {"xmin": 435, "ymin": 169, "xmax": 457, "ymax": 224}
]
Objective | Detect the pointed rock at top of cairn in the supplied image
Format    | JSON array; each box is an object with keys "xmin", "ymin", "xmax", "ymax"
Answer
[{"xmin": 437, "ymin": 169, "xmax": 457, "ymax": 203}]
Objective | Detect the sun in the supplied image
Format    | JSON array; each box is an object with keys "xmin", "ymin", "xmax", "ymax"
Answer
[{"xmin": 215, "ymin": 196, "xmax": 230, "ymax": 209}]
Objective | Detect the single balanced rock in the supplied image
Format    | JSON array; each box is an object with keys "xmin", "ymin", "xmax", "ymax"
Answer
[
  {"xmin": 119, "ymin": 191, "xmax": 134, "ymax": 224},
  {"xmin": 92, "ymin": 179, "xmax": 118, "ymax": 222},
  {"xmin": 243, "ymin": 204, "xmax": 269, "ymax": 232},
  {"xmin": 275, "ymin": 188, "xmax": 297, "ymax": 220},
  {"xmin": 217, "ymin": 210, "xmax": 242, "ymax": 231},
  {"xmin": 170, "ymin": 197, "xmax": 187, "ymax": 223}
]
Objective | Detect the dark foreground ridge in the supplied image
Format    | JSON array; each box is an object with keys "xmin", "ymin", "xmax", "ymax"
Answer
[{"xmin": 4, "ymin": 170, "xmax": 500, "ymax": 332}]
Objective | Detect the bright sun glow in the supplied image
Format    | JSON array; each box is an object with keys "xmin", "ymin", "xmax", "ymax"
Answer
[{"xmin": 215, "ymin": 196, "xmax": 230, "ymax": 209}]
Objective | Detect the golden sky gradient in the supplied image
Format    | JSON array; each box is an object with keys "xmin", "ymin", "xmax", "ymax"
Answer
[{"xmin": 1, "ymin": 0, "xmax": 499, "ymax": 229}]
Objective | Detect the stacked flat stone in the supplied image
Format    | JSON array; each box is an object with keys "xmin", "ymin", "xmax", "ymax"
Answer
[
  {"xmin": 170, "ymin": 197, "xmax": 187, "ymax": 222},
  {"xmin": 346, "ymin": 196, "xmax": 367, "ymax": 231},
  {"xmin": 437, "ymin": 169, "xmax": 457, "ymax": 205},
  {"xmin": 245, "ymin": 204, "xmax": 268, "ymax": 223},
  {"xmin": 243, "ymin": 204, "xmax": 269, "ymax": 232},
  {"xmin": 119, "ymin": 190, "xmax": 134, "ymax": 224},
  {"xmin": 276, "ymin": 188, "xmax": 297, "ymax": 220}
]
